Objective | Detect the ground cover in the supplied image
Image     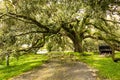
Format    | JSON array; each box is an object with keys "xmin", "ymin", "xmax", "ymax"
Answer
[
  {"xmin": 77, "ymin": 52, "xmax": 120, "ymax": 80},
  {"xmin": 0, "ymin": 54, "xmax": 48, "ymax": 80}
]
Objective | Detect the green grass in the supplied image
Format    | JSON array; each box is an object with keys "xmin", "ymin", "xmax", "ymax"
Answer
[
  {"xmin": 1, "ymin": 51, "xmax": 120, "ymax": 80},
  {"xmin": 0, "ymin": 54, "xmax": 48, "ymax": 80},
  {"xmin": 77, "ymin": 52, "xmax": 120, "ymax": 80}
]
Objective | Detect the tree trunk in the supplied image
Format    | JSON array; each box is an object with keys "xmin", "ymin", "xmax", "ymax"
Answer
[
  {"xmin": 68, "ymin": 34, "xmax": 83, "ymax": 53},
  {"xmin": 66, "ymin": 31, "xmax": 83, "ymax": 53},
  {"xmin": 111, "ymin": 45, "xmax": 120, "ymax": 62},
  {"xmin": 6, "ymin": 53, "xmax": 10, "ymax": 66},
  {"xmin": 107, "ymin": 43, "xmax": 120, "ymax": 62},
  {"xmin": 73, "ymin": 38, "xmax": 83, "ymax": 53}
]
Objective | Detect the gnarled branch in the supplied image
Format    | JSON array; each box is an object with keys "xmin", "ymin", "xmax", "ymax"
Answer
[{"xmin": 8, "ymin": 12, "xmax": 50, "ymax": 31}]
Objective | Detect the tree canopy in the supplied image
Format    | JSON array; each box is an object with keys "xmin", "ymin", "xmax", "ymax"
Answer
[{"xmin": 0, "ymin": 0, "xmax": 120, "ymax": 63}]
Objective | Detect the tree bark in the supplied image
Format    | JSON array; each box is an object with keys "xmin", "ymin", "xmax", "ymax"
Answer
[
  {"xmin": 6, "ymin": 53, "xmax": 10, "ymax": 66},
  {"xmin": 111, "ymin": 46, "xmax": 115, "ymax": 60},
  {"xmin": 61, "ymin": 22, "xmax": 83, "ymax": 53},
  {"xmin": 73, "ymin": 38, "xmax": 83, "ymax": 53},
  {"xmin": 106, "ymin": 42, "xmax": 120, "ymax": 62},
  {"xmin": 67, "ymin": 32, "xmax": 83, "ymax": 53},
  {"xmin": 110, "ymin": 45, "xmax": 120, "ymax": 62}
]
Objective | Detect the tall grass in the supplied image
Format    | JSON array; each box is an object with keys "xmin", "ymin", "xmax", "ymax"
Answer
[{"xmin": 0, "ymin": 54, "xmax": 48, "ymax": 80}]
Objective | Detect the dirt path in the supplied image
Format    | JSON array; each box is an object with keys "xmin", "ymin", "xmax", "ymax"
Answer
[{"xmin": 10, "ymin": 58, "xmax": 98, "ymax": 80}]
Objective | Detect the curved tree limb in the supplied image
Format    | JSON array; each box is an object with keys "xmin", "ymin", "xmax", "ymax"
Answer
[{"xmin": 8, "ymin": 12, "xmax": 50, "ymax": 31}]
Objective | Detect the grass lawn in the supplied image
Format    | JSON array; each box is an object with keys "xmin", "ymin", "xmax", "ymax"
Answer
[
  {"xmin": 76, "ymin": 52, "xmax": 120, "ymax": 80},
  {"xmin": 0, "ymin": 54, "xmax": 48, "ymax": 80}
]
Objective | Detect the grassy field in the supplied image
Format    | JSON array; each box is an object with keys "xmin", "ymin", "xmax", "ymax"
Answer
[
  {"xmin": 76, "ymin": 52, "xmax": 120, "ymax": 80},
  {"xmin": 0, "ymin": 54, "xmax": 48, "ymax": 80}
]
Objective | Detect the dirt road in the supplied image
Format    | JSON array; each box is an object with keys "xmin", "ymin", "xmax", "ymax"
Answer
[{"xmin": 10, "ymin": 58, "xmax": 98, "ymax": 80}]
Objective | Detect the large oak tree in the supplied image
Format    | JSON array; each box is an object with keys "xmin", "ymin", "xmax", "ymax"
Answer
[{"xmin": 0, "ymin": 0, "xmax": 120, "ymax": 64}]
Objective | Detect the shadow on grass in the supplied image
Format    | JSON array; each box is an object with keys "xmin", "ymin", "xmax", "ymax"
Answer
[
  {"xmin": 80, "ymin": 54, "xmax": 120, "ymax": 80},
  {"xmin": 0, "ymin": 60, "xmax": 47, "ymax": 79}
]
